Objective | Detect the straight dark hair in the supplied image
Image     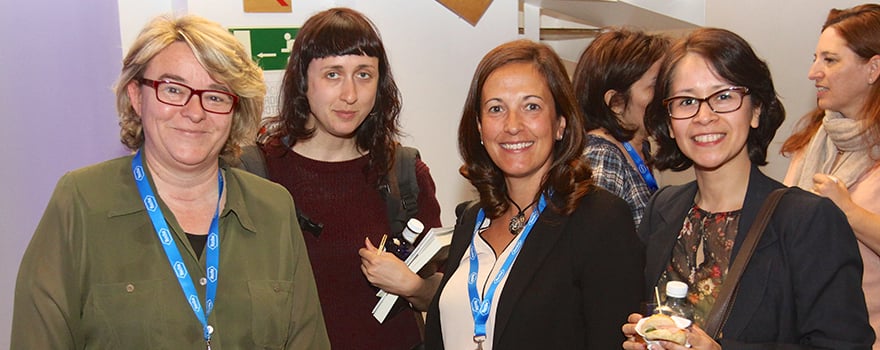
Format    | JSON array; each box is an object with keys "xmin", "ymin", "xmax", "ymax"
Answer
[{"xmin": 573, "ymin": 27, "xmax": 669, "ymax": 143}]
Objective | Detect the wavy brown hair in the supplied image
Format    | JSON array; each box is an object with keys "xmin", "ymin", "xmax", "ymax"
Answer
[
  {"xmin": 782, "ymin": 4, "xmax": 880, "ymax": 156},
  {"xmin": 645, "ymin": 28, "xmax": 785, "ymax": 171},
  {"xmin": 115, "ymin": 14, "xmax": 265, "ymax": 158},
  {"xmin": 262, "ymin": 7, "xmax": 401, "ymax": 182},
  {"xmin": 459, "ymin": 39, "xmax": 591, "ymax": 219}
]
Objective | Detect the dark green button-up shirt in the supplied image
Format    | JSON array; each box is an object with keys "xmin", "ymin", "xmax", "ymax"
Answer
[{"xmin": 12, "ymin": 155, "xmax": 330, "ymax": 349}]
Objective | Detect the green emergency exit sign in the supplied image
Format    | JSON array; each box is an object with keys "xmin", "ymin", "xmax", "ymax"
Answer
[{"xmin": 230, "ymin": 27, "xmax": 300, "ymax": 71}]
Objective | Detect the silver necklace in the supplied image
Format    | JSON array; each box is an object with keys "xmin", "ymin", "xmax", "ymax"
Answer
[{"xmin": 507, "ymin": 194, "xmax": 538, "ymax": 235}]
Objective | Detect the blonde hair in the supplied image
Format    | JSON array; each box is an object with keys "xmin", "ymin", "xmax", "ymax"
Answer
[{"xmin": 114, "ymin": 14, "xmax": 265, "ymax": 157}]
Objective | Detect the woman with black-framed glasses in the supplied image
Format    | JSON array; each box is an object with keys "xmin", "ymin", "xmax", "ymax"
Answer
[
  {"xmin": 11, "ymin": 14, "xmax": 330, "ymax": 349},
  {"xmin": 621, "ymin": 28, "xmax": 873, "ymax": 349}
]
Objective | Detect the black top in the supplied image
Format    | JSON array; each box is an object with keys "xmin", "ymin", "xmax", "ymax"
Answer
[{"xmin": 185, "ymin": 232, "xmax": 207, "ymax": 257}]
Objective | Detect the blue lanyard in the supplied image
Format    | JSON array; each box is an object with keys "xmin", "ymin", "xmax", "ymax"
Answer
[
  {"xmin": 623, "ymin": 141, "xmax": 658, "ymax": 192},
  {"xmin": 132, "ymin": 150, "xmax": 221, "ymax": 344},
  {"xmin": 467, "ymin": 194, "xmax": 547, "ymax": 344}
]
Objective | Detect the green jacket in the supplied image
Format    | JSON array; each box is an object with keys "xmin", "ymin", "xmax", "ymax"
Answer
[{"xmin": 12, "ymin": 155, "xmax": 330, "ymax": 349}]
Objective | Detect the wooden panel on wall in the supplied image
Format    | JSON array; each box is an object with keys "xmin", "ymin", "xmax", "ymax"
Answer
[
  {"xmin": 243, "ymin": 0, "xmax": 292, "ymax": 13},
  {"xmin": 435, "ymin": 0, "xmax": 492, "ymax": 26}
]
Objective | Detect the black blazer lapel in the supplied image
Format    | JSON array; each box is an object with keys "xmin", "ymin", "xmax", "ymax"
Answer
[
  {"xmin": 445, "ymin": 206, "xmax": 480, "ymax": 287},
  {"xmin": 492, "ymin": 202, "xmax": 569, "ymax": 343},
  {"xmin": 644, "ymin": 182, "xmax": 698, "ymax": 295},
  {"xmin": 721, "ymin": 166, "xmax": 784, "ymax": 338},
  {"xmin": 730, "ymin": 166, "xmax": 782, "ymax": 260},
  {"xmin": 425, "ymin": 202, "xmax": 481, "ymax": 349}
]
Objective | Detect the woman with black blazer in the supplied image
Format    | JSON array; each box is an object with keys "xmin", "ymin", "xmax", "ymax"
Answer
[
  {"xmin": 621, "ymin": 28, "xmax": 874, "ymax": 349},
  {"xmin": 421, "ymin": 39, "xmax": 644, "ymax": 349}
]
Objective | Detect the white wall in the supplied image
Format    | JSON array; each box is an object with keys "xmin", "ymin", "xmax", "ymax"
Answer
[
  {"xmin": 353, "ymin": 1, "xmax": 520, "ymax": 222},
  {"xmin": 704, "ymin": 0, "xmax": 867, "ymax": 182}
]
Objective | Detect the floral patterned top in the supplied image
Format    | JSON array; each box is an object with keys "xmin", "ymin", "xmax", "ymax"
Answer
[{"xmin": 658, "ymin": 204, "xmax": 741, "ymax": 326}]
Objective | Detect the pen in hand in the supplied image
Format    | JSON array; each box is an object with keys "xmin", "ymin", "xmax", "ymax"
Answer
[{"xmin": 377, "ymin": 234, "xmax": 388, "ymax": 255}]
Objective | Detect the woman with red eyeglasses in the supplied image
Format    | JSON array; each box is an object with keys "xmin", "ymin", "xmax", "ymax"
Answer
[{"xmin": 11, "ymin": 14, "xmax": 329, "ymax": 349}]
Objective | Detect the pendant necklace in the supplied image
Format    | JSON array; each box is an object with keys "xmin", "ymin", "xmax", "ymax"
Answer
[{"xmin": 507, "ymin": 194, "xmax": 538, "ymax": 235}]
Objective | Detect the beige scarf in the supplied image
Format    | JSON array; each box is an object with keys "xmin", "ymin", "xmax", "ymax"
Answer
[{"xmin": 792, "ymin": 110, "xmax": 880, "ymax": 189}]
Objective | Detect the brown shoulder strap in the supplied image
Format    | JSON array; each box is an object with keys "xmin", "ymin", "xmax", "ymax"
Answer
[{"xmin": 702, "ymin": 188, "xmax": 789, "ymax": 339}]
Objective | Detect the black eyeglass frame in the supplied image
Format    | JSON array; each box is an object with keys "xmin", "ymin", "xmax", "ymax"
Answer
[
  {"xmin": 138, "ymin": 78, "xmax": 239, "ymax": 114},
  {"xmin": 662, "ymin": 86, "xmax": 751, "ymax": 120}
]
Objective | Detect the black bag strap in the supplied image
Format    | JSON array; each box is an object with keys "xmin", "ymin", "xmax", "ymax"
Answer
[
  {"xmin": 235, "ymin": 144, "xmax": 268, "ymax": 178},
  {"xmin": 383, "ymin": 146, "xmax": 421, "ymax": 235},
  {"xmin": 703, "ymin": 188, "xmax": 789, "ymax": 339}
]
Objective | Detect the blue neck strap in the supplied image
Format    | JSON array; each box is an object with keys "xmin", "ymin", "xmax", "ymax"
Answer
[
  {"xmin": 132, "ymin": 150, "xmax": 221, "ymax": 343},
  {"xmin": 467, "ymin": 194, "xmax": 547, "ymax": 344},
  {"xmin": 623, "ymin": 141, "xmax": 659, "ymax": 192}
]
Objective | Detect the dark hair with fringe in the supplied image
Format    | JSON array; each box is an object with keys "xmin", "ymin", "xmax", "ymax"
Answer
[{"xmin": 264, "ymin": 7, "xmax": 401, "ymax": 182}]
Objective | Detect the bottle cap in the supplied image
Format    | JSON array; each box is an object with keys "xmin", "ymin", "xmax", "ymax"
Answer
[
  {"xmin": 401, "ymin": 218, "xmax": 424, "ymax": 243},
  {"xmin": 666, "ymin": 281, "xmax": 688, "ymax": 298}
]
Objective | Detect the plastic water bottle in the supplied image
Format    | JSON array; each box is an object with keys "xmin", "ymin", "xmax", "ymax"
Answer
[
  {"xmin": 658, "ymin": 281, "xmax": 694, "ymax": 322},
  {"xmin": 384, "ymin": 218, "xmax": 424, "ymax": 260}
]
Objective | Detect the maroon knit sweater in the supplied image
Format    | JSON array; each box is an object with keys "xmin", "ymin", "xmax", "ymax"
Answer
[{"xmin": 265, "ymin": 146, "xmax": 442, "ymax": 350}]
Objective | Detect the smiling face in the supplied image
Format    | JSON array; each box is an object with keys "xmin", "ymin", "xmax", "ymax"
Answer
[
  {"xmin": 808, "ymin": 27, "xmax": 877, "ymax": 119},
  {"xmin": 667, "ymin": 53, "xmax": 759, "ymax": 173},
  {"xmin": 478, "ymin": 62, "xmax": 566, "ymax": 183},
  {"xmin": 305, "ymin": 54, "xmax": 379, "ymax": 141},
  {"xmin": 127, "ymin": 41, "xmax": 234, "ymax": 171}
]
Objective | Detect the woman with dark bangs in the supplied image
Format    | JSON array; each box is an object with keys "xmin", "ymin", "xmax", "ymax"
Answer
[{"xmin": 252, "ymin": 8, "xmax": 442, "ymax": 349}]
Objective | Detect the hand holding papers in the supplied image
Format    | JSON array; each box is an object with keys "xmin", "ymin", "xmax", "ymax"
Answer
[{"xmin": 371, "ymin": 226, "xmax": 453, "ymax": 323}]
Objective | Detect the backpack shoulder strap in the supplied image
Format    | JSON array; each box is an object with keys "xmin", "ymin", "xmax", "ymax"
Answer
[
  {"xmin": 383, "ymin": 145, "xmax": 421, "ymax": 234},
  {"xmin": 234, "ymin": 144, "xmax": 268, "ymax": 178},
  {"xmin": 395, "ymin": 146, "xmax": 421, "ymax": 218}
]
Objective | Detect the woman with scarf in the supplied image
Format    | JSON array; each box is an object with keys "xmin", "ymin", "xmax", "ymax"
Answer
[{"xmin": 783, "ymin": 4, "xmax": 880, "ymax": 348}]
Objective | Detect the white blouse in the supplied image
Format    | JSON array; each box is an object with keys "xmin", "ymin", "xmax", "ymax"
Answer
[{"xmin": 439, "ymin": 219, "xmax": 523, "ymax": 350}]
